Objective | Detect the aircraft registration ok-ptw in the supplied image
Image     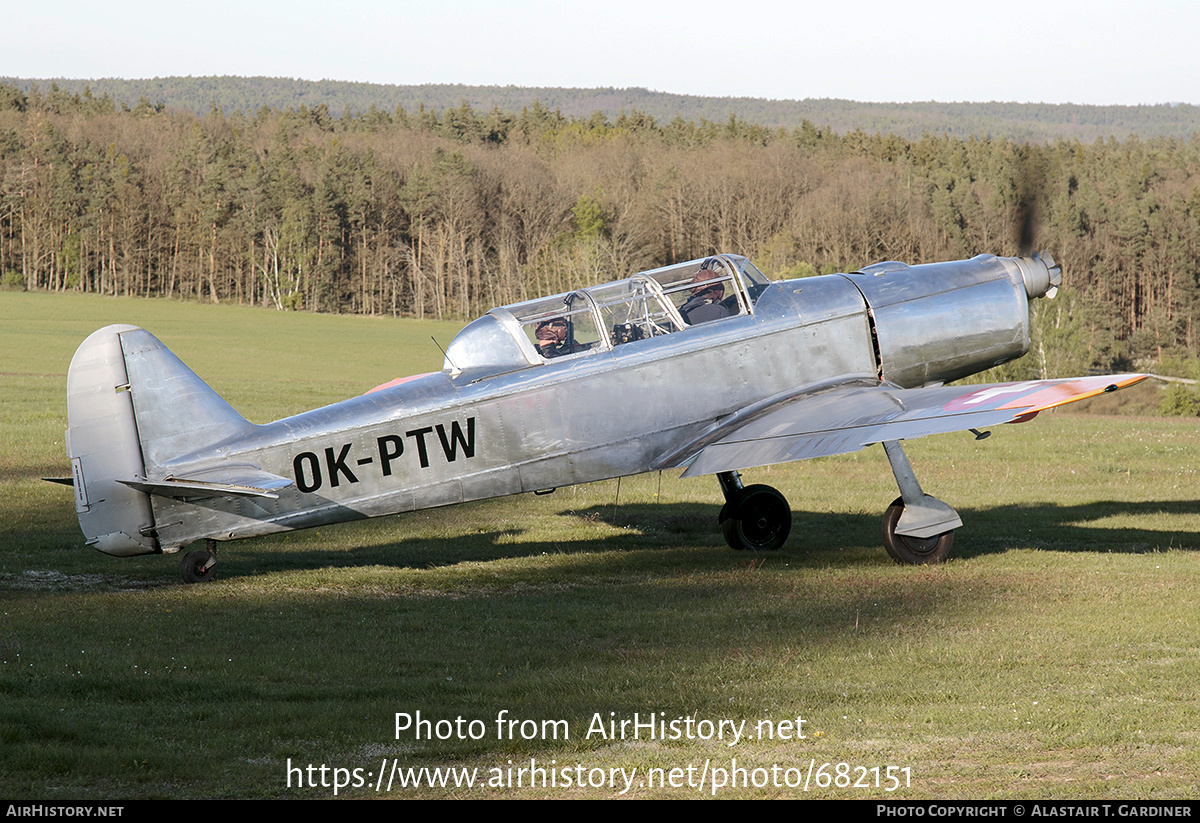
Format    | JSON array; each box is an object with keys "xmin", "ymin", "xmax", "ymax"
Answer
[{"xmin": 62, "ymin": 252, "xmax": 1145, "ymax": 582}]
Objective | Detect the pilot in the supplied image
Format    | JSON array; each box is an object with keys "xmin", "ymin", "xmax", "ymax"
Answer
[
  {"xmin": 534, "ymin": 317, "xmax": 583, "ymax": 358},
  {"xmin": 679, "ymin": 264, "xmax": 732, "ymax": 325}
]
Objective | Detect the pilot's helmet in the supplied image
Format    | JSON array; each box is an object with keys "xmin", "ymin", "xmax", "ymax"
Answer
[
  {"xmin": 535, "ymin": 317, "xmax": 569, "ymax": 343},
  {"xmin": 689, "ymin": 266, "xmax": 725, "ymax": 299}
]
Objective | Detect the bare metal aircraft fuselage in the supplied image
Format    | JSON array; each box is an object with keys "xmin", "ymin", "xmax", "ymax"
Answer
[{"xmin": 64, "ymin": 252, "xmax": 1142, "ymax": 580}]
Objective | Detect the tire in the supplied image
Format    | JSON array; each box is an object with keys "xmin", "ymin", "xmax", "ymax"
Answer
[
  {"xmin": 180, "ymin": 550, "xmax": 216, "ymax": 584},
  {"xmin": 721, "ymin": 484, "xmax": 791, "ymax": 551},
  {"xmin": 881, "ymin": 497, "xmax": 954, "ymax": 565}
]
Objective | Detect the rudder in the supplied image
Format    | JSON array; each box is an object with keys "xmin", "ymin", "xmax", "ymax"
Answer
[{"xmin": 66, "ymin": 325, "xmax": 157, "ymax": 556}]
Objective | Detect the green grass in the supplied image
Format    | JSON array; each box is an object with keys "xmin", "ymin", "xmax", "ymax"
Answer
[{"xmin": 2, "ymin": 292, "xmax": 1199, "ymax": 799}]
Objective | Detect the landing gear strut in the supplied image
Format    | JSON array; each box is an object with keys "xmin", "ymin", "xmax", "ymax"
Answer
[
  {"xmin": 180, "ymin": 539, "xmax": 218, "ymax": 584},
  {"xmin": 717, "ymin": 471, "xmax": 792, "ymax": 551},
  {"xmin": 880, "ymin": 441, "xmax": 959, "ymax": 565}
]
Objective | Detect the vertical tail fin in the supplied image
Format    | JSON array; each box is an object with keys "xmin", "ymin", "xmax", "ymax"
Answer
[
  {"xmin": 66, "ymin": 326, "xmax": 253, "ymax": 556},
  {"xmin": 116, "ymin": 327, "xmax": 253, "ymax": 467}
]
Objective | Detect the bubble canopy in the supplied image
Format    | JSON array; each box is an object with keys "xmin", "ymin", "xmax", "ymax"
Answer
[{"xmin": 442, "ymin": 254, "xmax": 771, "ymax": 379}]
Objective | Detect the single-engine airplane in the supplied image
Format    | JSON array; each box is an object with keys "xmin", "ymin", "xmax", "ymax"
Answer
[{"xmin": 61, "ymin": 252, "xmax": 1145, "ymax": 582}]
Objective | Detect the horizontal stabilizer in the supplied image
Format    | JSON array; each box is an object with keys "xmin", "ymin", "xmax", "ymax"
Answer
[{"xmin": 118, "ymin": 467, "xmax": 293, "ymax": 500}]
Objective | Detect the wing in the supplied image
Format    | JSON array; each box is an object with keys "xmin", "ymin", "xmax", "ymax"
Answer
[{"xmin": 654, "ymin": 374, "xmax": 1148, "ymax": 478}]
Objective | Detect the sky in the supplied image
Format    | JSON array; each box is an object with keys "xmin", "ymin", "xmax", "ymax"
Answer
[{"xmin": 6, "ymin": 0, "xmax": 1198, "ymax": 106}]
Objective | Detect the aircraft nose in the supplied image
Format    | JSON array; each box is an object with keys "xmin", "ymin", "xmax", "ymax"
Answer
[{"xmin": 1011, "ymin": 252, "xmax": 1061, "ymax": 300}]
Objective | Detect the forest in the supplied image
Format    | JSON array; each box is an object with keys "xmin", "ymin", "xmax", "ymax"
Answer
[
  {"xmin": 7, "ymin": 76, "xmax": 1200, "ymax": 141},
  {"xmin": 3, "ymin": 81, "xmax": 1200, "ymax": 382}
]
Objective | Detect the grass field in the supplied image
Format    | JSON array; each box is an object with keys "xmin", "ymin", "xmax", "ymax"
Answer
[{"xmin": 2, "ymin": 292, "xmax": 1198, "ymax": 799}]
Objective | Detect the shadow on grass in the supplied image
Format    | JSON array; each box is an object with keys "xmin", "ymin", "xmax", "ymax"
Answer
[
  {"xmin": 10, "ymin": 493, "xmax": 1200, "ymax": 591},
  {"xmin": 584, "ymin": 497, "xmax": 1200, "ymax": 556},
  {"xmin": 949, "ymin": 498, "xmax": 1200, "ymax": 558},
  {"xmin": 208, "ymin": 496, "xmax": 1200, "ymax": 583}
]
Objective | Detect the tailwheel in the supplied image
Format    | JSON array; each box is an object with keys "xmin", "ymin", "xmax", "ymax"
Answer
[
  {"xmin": 881, "ymin": 497, "xmax": 954, "ymax": 565},
  {"xmin": 720, "ymin": 484, "xmax": 792, "ymax": 551},
  {"xmin": 180, "ymin": 545, "xmax": 217, "ymax": 584}
]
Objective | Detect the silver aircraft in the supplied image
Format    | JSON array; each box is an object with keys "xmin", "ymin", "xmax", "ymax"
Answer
[{"xmin": 62, "ymin": 252, "xmax": 1145, "ymax": 582}]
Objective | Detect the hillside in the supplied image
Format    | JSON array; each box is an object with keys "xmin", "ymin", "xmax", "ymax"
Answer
[{"xmin": 4, "ymin": 76, "xmax": 1199, "ymax": 141}]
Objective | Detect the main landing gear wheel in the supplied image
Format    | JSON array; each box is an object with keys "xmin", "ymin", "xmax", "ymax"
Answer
[
  {"xmin": 881, "ymin": 497, "xmax": 954, "ymax": 565},
  {"xmin": 721, "ymin": 484, "xmax": 792, "ymax": 551},
  {"xmin": 180, "ymin": 549, "xmax": 217, "ymax": 584}
]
